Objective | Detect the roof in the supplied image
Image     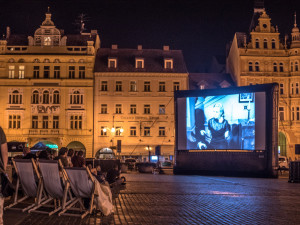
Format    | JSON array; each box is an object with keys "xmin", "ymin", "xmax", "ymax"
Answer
[
  {"xmin": 66, "ymin": 34, "xmax": 97, "ymax": 46},
  {"xmin": 94, "ymin": 48, "xmax": 188, "ymax": 73},
  {"xmin": 189, "ymin": 73, "xmax": 236, "ymax": 90},
  {"xmin": 6, "ymin": 34, "xmax": 28, "ymax": 46}
]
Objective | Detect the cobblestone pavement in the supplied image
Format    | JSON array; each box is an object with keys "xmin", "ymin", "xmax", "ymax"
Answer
[{"xmin": 4, "ymin": 171, "xmax": 300, "ymax": 225}]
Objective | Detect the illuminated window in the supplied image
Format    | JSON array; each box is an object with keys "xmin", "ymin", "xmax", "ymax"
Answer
[
  {"xmin": 273, "ymin": 63, "xmax": 277, "ymax": 72},
  {"xmin": 54, "ymin": 66, "xmax": 60, "ymax": 78},
  {"xmin": 255, "ymin": 39, "xmax": 259, "ymax": 48},
  {"xmin": 255, "ymin": 62, "xmax": 259, "ymax": 72},
  {"xmin": 101, "ymin": 126, "xmax": 107, "ymax": 136},
  {"xmin": 108, "ymin": 58, "xmax": 117, "ymax": 68},
  {"xmin": 32, "ymin": 116, "xmax": 38, "ymax": 129},
  {"xmin": 53, "ymin": 91, "xmax": 60, "ymax": 104},
  {"xmin": 164, "ymin": 59, "xmax": 173, "ymax": 69},
  {"xmin": 159, "ymin": 82, "xmax": 166, "ymax": 92},
  {"xmin": 9, "ymin": 90, "xmax": 22, "ymax": 104},
  {"xmin": 279, "ymin": 107, "xmax": 284, "ymax": 121},
  {"xmin": 263, "ymin": 39, "xmax": 268, "ymax": 49},
  {"xmin": 9, "ymin": 66, "xmax": 15, "ymax": 78},
  {"xmin": 33, "ymin": 66, "xmax": 40, "ymax": 78},
  {"xmin": 115, "ymin": 104, "xmax": 122, "ymax": 114},
  {"xmin": 130, "ymin": 127, "xmax": 137, "ymax": 136},
  {"xmin": 130, "ymin": 104, "xmax": 137, "ymax": 114},
  {"xmin": 70, "ymin": 115, "xmax": 82, "ymax": 129},
  {"xmin": 272, "ymin": 39, "xmax": 276, "ymax": 49},
  {"xmin": 159, "ymin": 127, "xmax": 166, "ymax": 136},
  {"xmin": 130, "ymin": 81, "xmax": 137, "ymax": 92},
  {"xmin": 279, "ymin": 63, "xmax": 284, "ymax": 72},
  {"xmin": 101, "ymin": 81, "xmax": 108, "ymax": 91},
  {"xmin": 70, "ymin": 91, "xmax": 83, "ymax": 104},
  {"xmin": 19, "ymin": 66, "xmax": 25, "ymax": 79},
  {"xmin": 44, "ymin": 66, "xmax": 50, "ymax": 78},
  {"xmin": 144, "ymin": 127, "xmax": 150, "ymax": 136},
  {"xmin": 116, "ymin": 81, "xmax": 122, "ymax": 92},
  {"xmin": 9, "ymin": 115, "xmax": 21, "ymax": 129},
  {"xmin": 79, "ymin": 66, "xmax": 85, "ymax": 79},
  {"xmin": 135, "ymin": 58, "xmax": 144, "ymax": 68},
  {"xmin": 279, "ymin": 83, "xmax": 284, "ymax": 95},
  {"xmin": 69, "ymin": 66, "xmax": 75, "ymax": 79},
  {"xmin": 43, "ymin": 90, "xmax": 49, "ymax": 104},
  {"xmin": 44, "ymin": 36, "xmax": 51, "ymax": 46},
  {"xmin": 159, "ymin": 105, "xmax": 165, "ymax": 114},
  {"xmin": 43, "ymin": 116, "xmax": 49, "ymax": 129},
  {"xmin": 144, "ymin": 81, "xmax": 151, "ymax": 92},
  {"xmin": 173, "ymin": 82, "xmax": 180, "ymax": 91},
  {"xmin": 32, "ymin": 91, "xmax": 39, "ymax": 104},
  {"xmin": 248, "ymin": 62, "xmax": 253, "ymax": 72},
  {"xmin": 144, "ymin": 104, "xmax": 150, "ymax": 114},
  {"xmin": 53, "ymin": 116, "xmax": 59, "ymax": 129},
  {"xmin": 101, "ymin": 104, "xmax": 107, "ymax": 114}
]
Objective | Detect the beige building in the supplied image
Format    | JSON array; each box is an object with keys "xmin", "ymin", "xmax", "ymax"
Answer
[
  {"xmin": 227, "ymin": 8, "xmax": 300, "ymax": 160},
  {"xmin": 0, "ymin": 11, "xmax": 100, "ymax": 157},
  {"xmin": 94, "ymin": 45, "xmax": 188, "ymax": 161}
]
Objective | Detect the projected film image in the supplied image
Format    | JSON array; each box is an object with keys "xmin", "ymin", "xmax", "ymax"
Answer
[{"xmin": 186, "ymin": 93, "xmax": 255, "ymax": 150}]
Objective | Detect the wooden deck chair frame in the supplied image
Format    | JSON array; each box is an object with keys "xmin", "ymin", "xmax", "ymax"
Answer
[
  {"xmin": 28, "ymin": 159, "xmax": 75, "ymax": 216},
  {"xmin": 58, "ymin": 165, "xmax": 96, "ymax": 219},
  {"xmin": 5, "ymin": 158, "xmax": 47, "ymax": 212}
]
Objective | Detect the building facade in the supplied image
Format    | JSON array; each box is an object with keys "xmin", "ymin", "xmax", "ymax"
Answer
[
  {"xmin": 227, "ymin": 8, "xmax": 300, "ymax": 160},
  {"xmin": 94, "ymin": 45, "xmax": 188, "ymax": 161},
  {"xmin": 0, "ymin": 11, "xmax": 100, "ymax": 157}
]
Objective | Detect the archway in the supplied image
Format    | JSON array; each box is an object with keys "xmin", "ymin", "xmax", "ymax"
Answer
[
  {"xmin": 278, "ymin": 132, "xmax": 287, "ymax": 156},
  {"xmin": 66, "ymin": 141, "xmax": 86, "ymax": 152},
  {"xmin": 95, "ymin": 148, "xmax": 115, "ymax": 159}
]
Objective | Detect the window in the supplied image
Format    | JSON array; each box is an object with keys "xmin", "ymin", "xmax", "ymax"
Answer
[
  {"xmin": 101, "ymin": 81, "xmax": 108, "ymax": 91},
  {"xmin": 263, "ymin": 39, "xmax": 268, "ymax": 49},
  {"xmin": 159, "ymin": 105, "xmax": 165, "ymax": 114},
  {"xmin": 101, "ymin": 104, "xmax": 107, "ymax": 114},
  {"xmin": 296, "ymin": 83, "xmax": 299, "ymax": 94},
  {"xmin": 44, "ymin": 36, "xmax": 51, "ymax": 46},
  {"xmin": 53, "ymin": 116, "xmax": 59, "ymax": 129},
  {"xmin": 115, "ymin": 104, "xmax": 122, "ymax": 114},
  {"xmin": 249, "ymin": 62, "xmax": 253, "ymax": 72},
  {"xmin": 9, "ymin": 115, "xmax": 21, "ymax": 129},
  {"xmin": 292, "ymin": 107, "xmax": 295, "ymax": 121},
  {"xmin": 255, "ymin": 39, "xmax": 259, "ymax": 48},
  {"xmin": 200, "ymin": 84, "xmax": 205, "ymax": 90},
  {"xmin": 9, "ymin": 66, "xmax": 15, "ymax": 78},
  {"xmin": 279, "ymin": 63, "xmax": 284, "ymax": 72},
  {"xmin": 53, "ymin": 91, "xmax": 60, "ymax": 104},
  {"xmin": 19, "ymin": 66, "xmax": 25, "ymax": 79},
  {"xmin": 70, "ymin": 115, "xmax": 82, "ymax": 129},
  {"xmin": 130, "ymin": 127, "xmax": 137, "ymax": 136},
  {"xmin": 296, "ymin": 61, "xmax": 299, "ymax": 71},
  {"xmin": 144, "ymin": 81, "xmax": 151, "ymax": 92},
  {"xmin": 69, "ymin": 66, "xmax": 75, "ymax": 79},
  {"xmin": 164, "ymin": 59, "xmax": 173, "ymax": 69},
  {"xmin": 116, "ymin": 81, "xmax": 122, "ymax": 92},
  {"xmin": 291, "ymin": 62, "xmax": 294, "ymax": 72},
  {"xmin": 42, "ymin": 116, "xmax": 48, "ymax": 129},
  {"xmin": 115, "ymin": 127, "xmax": 122, "ymax": 136},
  {"xmin": 79, "ymin": 66, "xmax": 85, "ymax": 79},
  {"xmin": 32, "ymin": 116, "xmax": 38, "ymax": 129},
  {"xmin": 144, "ymin": 127, "xmax": 150, "ymax": 136},
  {"xmin": 44, "ymin": 59, "xmax": 50, "ymax": 63},
  {"xmin": 273, "ymin": 63, "xmax": 277, "ymax": 72},
  {"xmin": 44, "ymin": 66, "xmax": 50, "ymax": 78},
  {"xmin": 70, "ymin": 91, "xmax": 83, "ymax": 104},
  {"xmin": 159, "ymin": 127, "xmax": 166, "ymax": 136},
  {"xmin": 136, "ymin": 59, "xmax": 144, "ymax": 68},
  {"xmin": 130, "ymin": 81, "xmax": 137, "ymax": 92},
  {"xmin": 279, "ymin": 107, "xmax": 284, "ymax": 121},
  {"xmin": 108, "ymin": 58, "xmax": 117, "ymax": 68},
  {"xmin": 54, "ymin": 66, "xmax": 60, "ymax": 78},
  {"xmin": 130, "ymin": 104, "xmax": 137, "ymax": 114},
  {"xmin": 272, "ymin": 39, "xmax": 276, "ymax": 49},
  {"xmin": 144, "ymin": 104, "xmax": 150, "ymax": 114},
  {"xmin": 159, "ymin": 82, "xmax": 166, "ymax": 92},
  {"xmin": 32, "ymin": 91, "xmax": 39, "ymax": 104},
  {"xmin": 297, "ymin": 107, "xmax": 300, "ymax": 121},
  {"xmin": 9, "ymin": 90, "xmax": 22, "ymax": 104},
  {"xmin": 33, "ymin": 66, "xmax": 40, "ymax": 78},
  {"xmin": 255, "ymin": 62, "xmax": 259, "ymax": 72},
  {"xmin": 101, "ymin": 126, "xmax": 107, "ymax": 136},
  {"xmin": 173, "ymin": 82, "xmax": 180, "ymax": 91},
  {"xmin": 43, "ymin": 90, "xmax": 49, "ymax": 104},
  {"xmin": 291, "ymin": 83, "xmax": 294, "ymax": 95},
  {"xmin": 279, "ymin": 83, "xmax": 284, "ymax": 95}
]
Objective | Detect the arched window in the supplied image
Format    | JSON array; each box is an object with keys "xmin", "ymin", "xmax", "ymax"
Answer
[
  {"xmin": 291, "ymin": 62, "xmax": 294, "ymax": 72},
  {"xmin": 70, "ymin": 91, "xmax": 83, "ymax": 104},
  {"xmin": 263, "ymin": 39, "xmax": 268, "ymax": 49},
  {"xmin": 272, "ymin": 39, "xmax": 276, "ymax": 49},
  {"xmin": 69, "ymin": 59, "xmax": 75, "ymax": 63},
  {"xmin": 44, "ymin": 59, "xmax": 50, "ymax": 63},
  {"xmin": 78, "ymin": 59, "xmax": 85, "ymax": 63},
  {"xmin": 18, "ymin": 59, "xmax": 25, "ymax": 63},
  {"xmin": 9, "ymin": 90, "xmax": 22, "ymax": 104},
  {"xmin": 296, "ymin": 61, "xmax": 299, "ymax": 71},
  {"xmin": 279, "ymin": 63, "xmax": 284, "ymax": 72},
  {"xmin": 53, "ymin": 91, "xmax": 60, "ymax": 104},
  {"xmin": 249, "ymin": 62, "xmax": 253, "ymax": 72},
  {"xmin": 43, "ymin": 90, "xmax": 49, "ymax": 104},
  {"xmin": 8, "ymin": 58, "xmax": 15, "ymax": 63},
  {"xmin": 54, "ymin": 59, "xmax": 60, "ymax": 63},
  {"xmin": 273, "ymin": 63, "xmax": 278, "ymax": 72},
  {"xmin": 33, "ymin": 58, "xmax": 40, "ymax": 63},
  {"xmin": 255, "ymin": 62, "xmax": 260, "ymax": 72},
  {"xmin": 32, "ymin": 90, "xmax": 39, "ymax": 104},
  {"xmin": 255, "ymin": 39, "xmax": 259, "ymax": 48}
]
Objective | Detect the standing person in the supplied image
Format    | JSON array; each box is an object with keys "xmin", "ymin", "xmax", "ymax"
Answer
[
  {"xmin": 67, "ymin": 149, "xmax": 74, "ymax": 167},
  {"xmin": 71, "ymin": 150, "xmax": 85, "ymax": 167},
  {"xmin": 0, "ymin": 127, "xmax": 8, "ymax": 225},
  {"xmin": 55, "ymin": 147, "xmax": 69, "ymax": 167}
]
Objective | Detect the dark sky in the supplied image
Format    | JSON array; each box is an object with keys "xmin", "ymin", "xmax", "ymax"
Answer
[{"xmin": 0, "ymin": 0, "xmax": 300, "ymax": 72}]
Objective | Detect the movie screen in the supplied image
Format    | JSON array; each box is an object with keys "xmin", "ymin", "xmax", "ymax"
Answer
[{"xmin": 177, "ymin": 92, "xmax": 266, "ymax": 151}]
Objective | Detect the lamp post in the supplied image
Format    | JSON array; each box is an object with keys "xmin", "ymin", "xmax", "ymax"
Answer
[{"xmin": 146, "ymin": 145, "xmax": 152, "ymax": 162}]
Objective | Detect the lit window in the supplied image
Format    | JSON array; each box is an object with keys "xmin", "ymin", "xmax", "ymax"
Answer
[
  {"xmin": 136, "ymin": 58, "xmax": 144, "ymax": 68},
  {"xmin": 79, "ymin": 66, "xmax": 85, "ymax": 79},
  {"xmin": 19, "ymin": 66, "xmax": 25, "ymax": 79},
  {"xmin": 33, "ymin": 66, "xmax": 40, "ymax": 78},
  {"xmin": 69, "ymin": 66, "xmax": 75, "ymax": 79},
  {"xmin": 44, "ymin": 36, "xmax": 51, "ymax": 46},
  {"xmin": 144, "ymin": 104, "xmax": 150, "ymax": 114},
  {"xmin": 279, "ymin": 83, "xmax": 284, "ymax": 95},
  {"xmin": 101, "ymin": 81, "xmax": 108, "ymax": 91},
  {"xmin": 101, "ymin": 104, "xmax": 108, "ymax": 114},
  {"xmin": 32, "ymin": 116, "xmax": 38, "ymax": 129},
  {"xmin": 9, "ymin": 66, "xmax": 15, "ymax": 78},
  {"xmin": 130, "ymin": 81, "xmax": 137, "ymax": 92},
  {"xmin": 173, "ymin": 82, "xmax": 180, "ymax": 91},
  {"xmin": 159, "ymin": 127, "xmax": 166, "ymax": 136},
  {"xmin": 70, "ymin": 115, "xmax": 82, "ymax": 129},
  {"xmin": 159, "ymin": 105, "xmax": 165, "ymax": 114},
  {"xmin": 32, "ymin": 91, "xmax": 39, "ymax": 104},
  {"xmin": 130, "ymin": 104, "xmax": 137, "ymax": 114},
  {"xmin": 144, "ymin": 81, "xmax": 151, "ymax": 92},
  {"xmin": 53, "ymin": 91, "xmax": 60, "ymax": 104},
  {"xmin": 53, "ymin": 116, "xmax": 59, "ymax": 129},
  {"xmin": 108, "ymin": 58, "xmax": 117, "ymax": 68},
  {"xmin": 130, "ymin": 127, "xmax": 137, "ymax": 136},
  {"xmin": 43, "ymin": 116, "xmax": 49, "ymax": 129},
  {"xmin": 248, "ymin": 62, "xmax": 253, "ymax": 72},
  {"xmin": 43, "ymin": 90, "xmax": 49, "ymax": 104},
  {"xmin": 164, "ymin": 59, "xmax": 173, "ymax": 69},
  {"xmin": 54, "ymin": 66, "xmax": 60, "ymax": 78},
  {"xmin": 9, "ymin": 90, "xmax": 22, "ymax": 104},
  {"xmin": 279, "ymin": 107, "xmax": 284, "ymax": 121},
  {"xmin": 159, "ymin": 82, "xmax": 166, "ymax": 92},
  {"xmin": 44, "ymin": 66, "xmax": 50, "ymax": 78},
  {"xmin": 144, "ymin": 127, "xmax": 150, "ymax": 136},
  {"xmin": 101, "ymin": 126, "xmax": 107, "ymax": 136},
  {"xmin": 116, "ymin": 81, "xmax": 122, "ymax": 92},
  {"xmin": 116, "ymin": 104, "xmax": 122, "ymax": 114},
  {"xmin": 9, "ymin": 115, "xmax": 21, "ymax": 129}
]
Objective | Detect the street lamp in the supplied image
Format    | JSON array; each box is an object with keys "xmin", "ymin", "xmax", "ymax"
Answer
[{"xmin": 145, "ymin": 145, "xmax": 152, "ymax": 162}]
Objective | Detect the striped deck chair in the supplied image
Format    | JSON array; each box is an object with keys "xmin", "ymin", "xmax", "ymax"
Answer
[
  {"xmin": 59, "ymin": 167, "xmax": 96, "ymax": 219},
  {"xmin": 29, "ymin": 160, "xmax": 75, "ymax": 216},
  {"xmin": 5, "ymin": 158, "xmax": 46, "ymax": 212}
]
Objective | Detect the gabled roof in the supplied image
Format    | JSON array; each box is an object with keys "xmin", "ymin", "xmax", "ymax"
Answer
[
  {"xmin": 94, "ymin": 48, "xmax": 188, "ymax": 73},
  {"xmin": 189, "ymin": 73, "xmax": 236, "ymax": 90}
]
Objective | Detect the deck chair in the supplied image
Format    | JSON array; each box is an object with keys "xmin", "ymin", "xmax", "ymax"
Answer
[
  {"xmin": 29, "ymin": 160, "xmax": 75, "ymax": 216},
  {"xmin": 5, "ymin": 158, "xmax": 46, "ymax": 212},
  {"xmin": 59, "ymin": 167, "xmax": 96, "ymax": 219}
]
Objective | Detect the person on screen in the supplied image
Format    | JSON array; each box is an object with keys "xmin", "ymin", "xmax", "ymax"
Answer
[
  {"xmin": 193, "ymin": 97, "xmax": 208, "ymax": 149},
  {"xmin": 200, "ymin": 103, "xmax": 230, "ymax": 149}
]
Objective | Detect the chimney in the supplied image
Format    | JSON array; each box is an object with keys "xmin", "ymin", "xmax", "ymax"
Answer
[
  {"xmin": 163, "ymin": 45, "xmax": 169, "ymax": 51},
  {"xmin": 6, "ymin": 27, "xmax": 10, "ymax": 39},
  {"xmin": 137, "ymin": 45, "xmax": 142, "ymax": 50},
  {"xmin": 111, "ymin": 44, "xmax": 118, "ymax": 50}
]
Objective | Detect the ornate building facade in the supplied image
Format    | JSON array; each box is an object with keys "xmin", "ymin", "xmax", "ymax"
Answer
[
  {"xmin": 0, "ymin": 11, "xmax": 100, "ymax": 157},
  {"xmin": 227, "ymin": 8, "xmax": 300, "ymax": 160},
  {"xmin": 94, "ymin": 45, "xmax": 188, "ymax": 161}
]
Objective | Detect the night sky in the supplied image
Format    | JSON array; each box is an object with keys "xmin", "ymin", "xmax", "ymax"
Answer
[{"xmin": 0, "ymin": 0, "xmax": 300, "ymax": 72}]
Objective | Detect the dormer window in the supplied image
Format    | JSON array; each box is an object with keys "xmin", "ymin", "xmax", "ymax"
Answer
[
  {"xmin": 135, "ymin": 58, "xmax": 144, "ymax": 69},
  {"xmin": 108, "ymin": 58, "xmax": 117, "ymax": 68},
  {"xmin": 44, "ymin": 36, "xmax": 51, "ymax": 46},
  {"xmin": 164, "ymin": 58, "xmax": 173, "ymax": 69}
]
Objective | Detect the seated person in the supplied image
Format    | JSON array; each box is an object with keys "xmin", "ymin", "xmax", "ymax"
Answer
[
  {"xmin": 106, "ymin": 164, "xmax": 122, "ymax": 185},
  {"xmin": 22, "ymin": 147, "xmax": 36, "ymax": 159},
  {"xmin": 71, "ymin": 150, "xmax": 85, "ymax": 168},
  {"xmin": 88, "ymin": 164, "xmax": 107, "ymax": 184}
]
